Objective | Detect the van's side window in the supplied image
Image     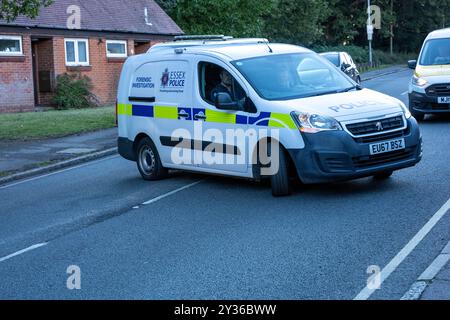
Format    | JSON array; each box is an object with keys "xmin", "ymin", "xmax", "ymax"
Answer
[{"xmin": 198, "ymin": 62, "xmax": 246, "ymax": 108}]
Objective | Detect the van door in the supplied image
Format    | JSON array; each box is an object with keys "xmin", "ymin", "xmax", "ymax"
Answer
[
  {"xmin": 193, "ymin": 58, "xmax": 250, "ymax": 174},
  {"xmin": 131, "ymin": 59, "xmax": 196, "ymax": 168}
]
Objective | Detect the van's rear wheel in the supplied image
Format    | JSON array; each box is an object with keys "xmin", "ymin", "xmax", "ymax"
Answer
[{"xmin": 136, "ymin": 137, "xmax": 167, "ymax": 180}]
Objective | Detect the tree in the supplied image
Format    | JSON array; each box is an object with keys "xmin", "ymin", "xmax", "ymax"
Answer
[
  {"xmin": 0, "ymin": 0, "xmax": 54, "ymax": 22},
  {"xmin": 264, "ymin": 0, "xmax": 330, "ymax": 46},
  {"xmin": 168, "ymin": 0, "xmax": 274, "ymax": 38}
]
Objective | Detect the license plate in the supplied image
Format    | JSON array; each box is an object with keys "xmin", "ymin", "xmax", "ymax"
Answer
[
  {"xmin": 370, "ymin": 139, "xmax": 405, "ymax": 155},
  {"xmin": 438, "ymin": 97, "xmax": 450, "ymax": 104}
]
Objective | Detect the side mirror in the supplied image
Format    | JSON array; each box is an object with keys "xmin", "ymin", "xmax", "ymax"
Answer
[
  {"xmin": 408, "ymin": 60, "xmax": 417, "ymax": 69},
  {"xmin": 215, "ymin": 92, "xmax": 240, "ymax": 111},
  {"xmin": 342, "ymin": 63, "xmax": 351, "ymax": 71}
]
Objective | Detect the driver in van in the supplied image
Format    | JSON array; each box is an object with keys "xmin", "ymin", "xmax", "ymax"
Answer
[{"xmin": 211, "ymin": 69, "xmax": 245, "ymax": 103}]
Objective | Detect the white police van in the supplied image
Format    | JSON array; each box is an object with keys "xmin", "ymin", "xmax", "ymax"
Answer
[
  {"xmin": 117, "ymin": 35, "xmax": 422, "ymax": 196},
  {"xmin": 408, "ymin": 28, "xmax": 450, "ymax": 121}
]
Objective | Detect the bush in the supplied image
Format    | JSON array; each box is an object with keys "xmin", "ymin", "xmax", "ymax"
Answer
[{"xmin": 53, "ymin": 73, "xmax": 95, "ymax": 109}]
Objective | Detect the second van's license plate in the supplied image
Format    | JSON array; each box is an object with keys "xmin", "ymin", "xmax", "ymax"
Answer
[
  {"xmin": 370, "ymin": 139, "xmax": 405, "ymax": 155},
  {"xmin": 438, "ymin": 97, "xmax": 450, "ymax": 104}
]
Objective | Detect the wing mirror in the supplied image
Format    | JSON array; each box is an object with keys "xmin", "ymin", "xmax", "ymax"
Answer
[
  {"xmin": 215, "ymin": 92, "xmax": 240, "ymax": 111},
  {"xmin": 408, "ymin": 60, "xmax": 417, "ymax": 69}
]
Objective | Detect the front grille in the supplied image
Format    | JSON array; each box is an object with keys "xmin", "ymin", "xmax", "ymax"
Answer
[
  {"xmin": 345, "ymin": 116, "xmax": 405, "ymax": 136},
  {"xmin": 353, "ymin": 149, "xmax": 414, "ymax": 169},
  {"xmin": 426, "ymin": 84, "xmax": 450, "ymax": 96},
  {"xmin": 354, "ymin": 129, "xmax": 407, "ymax": 144}
]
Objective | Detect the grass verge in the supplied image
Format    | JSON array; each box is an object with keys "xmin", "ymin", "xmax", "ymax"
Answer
[{"xmin": 0, "ymin": 106, "xmax": 115, "ymax": 140}]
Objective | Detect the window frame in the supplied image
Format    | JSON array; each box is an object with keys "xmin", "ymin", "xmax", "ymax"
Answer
[
  {"xmin": 197, "ymin": 60, "xmax": 248, "ymax": 108},
  {"xmin": 64, "ymin": 38, "xmax": 90, "ymax": 66},
  {"xmin": 106, "ymin": 40, "xmax": 128, "ymax": 58},
  {"xmin": 0, "ymin": 35, "xmax": 23, "ymax": 56}
]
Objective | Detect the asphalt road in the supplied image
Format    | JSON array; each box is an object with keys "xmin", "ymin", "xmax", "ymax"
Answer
[{"xmin": 1, "ymin": 69, "xmax": 449, "ymax": 300}]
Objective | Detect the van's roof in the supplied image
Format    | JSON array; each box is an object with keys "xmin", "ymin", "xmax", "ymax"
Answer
[
  {"xmin": 148, "ymin": 37, "xmax": 312, "ymax": 61},
  {"xmin": 426, "ymin": 28, "xmax": 450, "ymax": 40}
]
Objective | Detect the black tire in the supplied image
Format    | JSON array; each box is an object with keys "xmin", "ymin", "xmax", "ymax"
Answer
[
  {"xmin": 136, "ymin": 137, "xmax": 168, "ymax": 181},
  {"xmin": 270, "ymin": 145, "xmax": 291, "ymax": 197},
  {"xmin": 356, "ymin": 76, "xmax": 361, "ymax": 84},
  {"xmin": 374, "ymin": 171, "xmax": 393, "ymax": 180}
]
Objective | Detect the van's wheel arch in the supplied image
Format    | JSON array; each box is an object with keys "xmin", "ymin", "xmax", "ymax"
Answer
[{"xmin": 134, "ymin": 135, "xmax": 168, "ymax": 181}]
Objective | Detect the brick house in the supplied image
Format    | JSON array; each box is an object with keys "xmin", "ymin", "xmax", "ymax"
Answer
[{"xmin": 0, "ymin": 0, "xmax": 182, "ymax": 113}]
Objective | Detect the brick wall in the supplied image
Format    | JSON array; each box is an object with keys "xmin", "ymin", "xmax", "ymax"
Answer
[
  {"xmin": 53, "ymin": 37, "xmax": 159, "ymax": 106},
  {"xmin": 0, "ymin": 34, "xmax": 35, "ymax": 113},
  {"xmin": 1, "ymin": 32, "xmax": 170, "ymax": 113}
]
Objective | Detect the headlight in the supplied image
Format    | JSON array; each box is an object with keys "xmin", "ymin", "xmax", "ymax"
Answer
[
  {"xmin": 399, "ymin": 102, "xmax": 412, "ymax": 119},
  {"xmin": 291, "ymin": 112, "xmax": 342, "ymax": 133},
  {"xmin": 412, "ymin": 75, "xmax": 428, "ymax": 87}
]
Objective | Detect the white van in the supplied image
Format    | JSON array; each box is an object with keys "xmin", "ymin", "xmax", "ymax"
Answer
[
  {"xmin": 408, "ymin": 28, "xmax": 450, "ymax": 121},
  {"xmin": 117, "ymin": 36, "xmax": 422, "ymax": 196}
]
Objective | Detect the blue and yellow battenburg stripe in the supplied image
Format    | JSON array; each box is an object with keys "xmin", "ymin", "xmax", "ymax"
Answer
[{"xmin": 117, "ymin": 104, "xmax": 297, "ymax": 129}]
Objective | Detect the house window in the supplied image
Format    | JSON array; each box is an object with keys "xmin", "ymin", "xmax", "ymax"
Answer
[
  {"xmin": 106, "ymin": 40, "xmax": 127, "ymax": 58},
  {"xmin": 64, "ymin": 38, "xmax": 89, "ymax": 66},
  {"xmin": 0, "ymin": 35, "xmax": 23, "ymax": 55}
]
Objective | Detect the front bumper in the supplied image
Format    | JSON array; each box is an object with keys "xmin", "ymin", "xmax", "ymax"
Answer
[
  {"xmin": 409, "ymin": 91, "xmax": 450, "ymax": 114},
  {"xmin": 288, "ymin": 118, "xmax": 422, "ymax": 184}
]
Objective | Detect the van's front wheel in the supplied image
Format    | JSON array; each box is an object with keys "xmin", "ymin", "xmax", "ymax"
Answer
[
  {"xmin": 136, "ymin": 137, "xmax": 168, "ymax": 180},
  {"xmin": 270, "ymin": 147, "xmax": 291, "ymax": 197}
]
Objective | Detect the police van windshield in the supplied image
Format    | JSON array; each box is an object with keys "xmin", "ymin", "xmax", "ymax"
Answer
[
  {"xmin": 232, "ymin": 53, "xmax": 354, "ymax": 101},
  {"xmin": 419, "ymin": 38, "xmax": 450, "ymax": 66}
]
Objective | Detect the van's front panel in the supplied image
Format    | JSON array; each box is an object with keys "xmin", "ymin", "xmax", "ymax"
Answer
[{"xmin": 288, "ymin": 116, "xmax": 422, "ymax": 184}]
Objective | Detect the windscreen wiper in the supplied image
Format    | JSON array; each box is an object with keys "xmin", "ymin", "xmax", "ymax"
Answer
[{"xmin": 338, "ymin": 85, "xmax": 362, "ymax": 93}]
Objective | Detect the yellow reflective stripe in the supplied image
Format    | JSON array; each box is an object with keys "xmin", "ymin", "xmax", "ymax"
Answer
[
  {"xmin": 269, "ymin": 113, "xmax": 297, "ymax": 129},
  {"xmin": 154, "ymin": 106, "xmax": 178, "ymax": 119},
  {"xmin": 117, "ymin": 103, "xmax": 132, "ymax": 116},
  {"xmin": 205, "ymin": 109, "xmax": 237, "ymax": 124}
]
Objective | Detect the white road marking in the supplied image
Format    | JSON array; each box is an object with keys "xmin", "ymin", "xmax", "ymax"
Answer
[
  {"xmin": 401, "ymin": 91, "xmax": 409, "ymax": 96},
  {"xmin": 401, "ymin": 281, "xmax": 428, "ymax": 300},
  {"xmin": 0, "ymin": 155, "xmax": 119, "ymax": 190},
  {"xmin": 354, "ymin": 197, "xmax": 450, "ymax": 300},
  {"xmin": 0, "ymin": 243, "xmax": 48, "ymax": 263},
  {"xmin": 401, "ymin": 240, "xmax": 450, "ymax": 300},
  {"xmin": 418, "ymin": 253, "xmax": 450, "ymax": 281},
  {"xmin": 142, "ymin": 180, "xmax": 203, "ymax": 206}
]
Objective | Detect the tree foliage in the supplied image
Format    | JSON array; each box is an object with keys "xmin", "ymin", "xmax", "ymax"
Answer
[
  {"xmin": 0, "ymin": 0, "xmax": 53, "ymax": 22},
  {"xmin": 2, "ymin": 0, "xmax": 449, "ymax": 53},
  {"xmin": 158, "ymin": 0, "xmax": 450, "ymax": 53}
]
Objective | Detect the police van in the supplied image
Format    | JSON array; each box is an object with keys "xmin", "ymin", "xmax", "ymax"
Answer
[
  {"xmin": 408, "ymin": 28, "xmax": 450, "ymax": 121},
  {"xmin": 117, "ymin": 35, "xmax": 422, "ymax": 196}
]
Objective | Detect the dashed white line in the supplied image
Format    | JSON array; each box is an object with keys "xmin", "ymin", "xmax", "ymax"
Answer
[
  {"xmin": 0, "ymin": 243, "xmax": 48, "ymax": 263},
  {"xmin": 401, "ymin": 91, "xmax": 409, "ymax": 96},
  {"xmin": 141, "ymin": 180, "xmax": 204, "ymax": 206},
  {"xmin": 354, "ymin": 197, "xmax": 450, "ymax": 300}
]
